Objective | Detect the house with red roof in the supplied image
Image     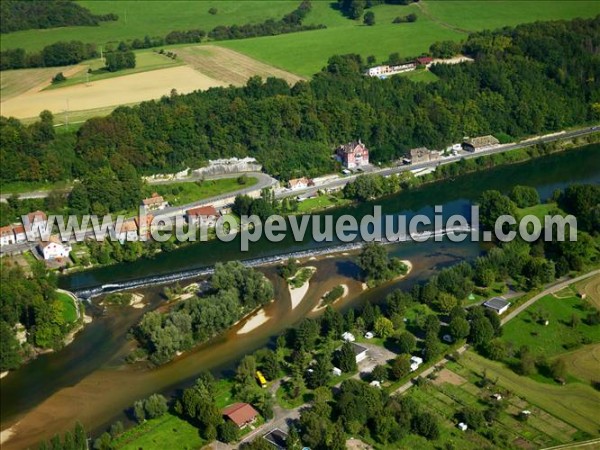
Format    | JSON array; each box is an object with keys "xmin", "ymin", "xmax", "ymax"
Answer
[
  {"xmin": 186, "ymin": 205, "xmax": 220, "ymax": 227},
  {"xmin": 222, "ymin": 402, "xmax": 259, "ymax": 428}
]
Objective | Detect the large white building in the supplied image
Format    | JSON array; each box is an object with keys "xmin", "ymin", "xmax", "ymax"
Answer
[{"xmin": 39, "ymin": 236, "xmax": 72, "ymax": 260}]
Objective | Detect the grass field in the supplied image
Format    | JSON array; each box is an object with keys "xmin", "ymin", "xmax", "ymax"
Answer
[
  {"xmin": 0, "ymin": 1, "xmax": 300, "ymax": 53},
  {"xmin": 576, "ymin": 274, "xmax": 600, "ymax": 309},
  {"xmin": 460, "ymin": 351, "xmax": 600, "ymax": 436},
  {"xmin": 45, "ymin": 50, "xmax": 182, "ymax": 90},
  {"xmin": 295, "ymin": 194, "xmax": 351, "ymax": 213},
  {"xmin": 56, "ymin": 292, "xmax": 78, "ymax": 323},
  {"xmin": 559, "ymin": 343, "xmax": 600, "ymax": 385},
  {"xmin": 150, "ymin": 176, "xmax": 258, "ymax": 207},
  {"xmin": 112, "ymin": 413, "xmax": 205, "ymax": 450},
  {"xmin": 397, "ymin": 68, "xmax": 439, "ymax": 83},
  {"xmin": 516, "ymin": 202, "xmax": 559, "ymax": 222},
  {"xmin": 501, "ymin": 289, "xmax": 600, "ymax": 358}
]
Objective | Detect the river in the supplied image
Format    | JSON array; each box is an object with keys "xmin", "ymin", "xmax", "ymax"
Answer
[{"xmin": 1, "ymin": 144, "xmax": 599, "ymax": 449}]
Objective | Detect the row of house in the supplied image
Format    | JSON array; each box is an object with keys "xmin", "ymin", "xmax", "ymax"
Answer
[{"xmin": 0, "ymin": 210, "xmax": 48, "ymax": 247}]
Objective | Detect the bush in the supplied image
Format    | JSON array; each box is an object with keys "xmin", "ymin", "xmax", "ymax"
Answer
[
  {"xmin": 52, "ymin": 72, "xmax": 66, "ymax": 83},
  {"xmin": 208, "ymin": 7, "xmax": 218, "ymax": 15}
]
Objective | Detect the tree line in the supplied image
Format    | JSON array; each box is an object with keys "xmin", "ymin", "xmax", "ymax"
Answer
[
  {"xmin": 0, "ymin": 0, "xmax": 117, "ymax": 34},
  {"xmin": 0, "ymin": 40, "xmax": 98, "ymax": 70}
]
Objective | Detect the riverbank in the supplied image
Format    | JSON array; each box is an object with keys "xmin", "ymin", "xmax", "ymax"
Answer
[{"xmin": 288, "ymin": 266, "xmax": 316, "ymax": 309}]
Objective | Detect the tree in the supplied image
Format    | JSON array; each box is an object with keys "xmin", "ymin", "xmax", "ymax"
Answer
[
  {"xmin": 218, "ymin": 420, "xmax": 239, "ymax": 443},
  {"xmin": 374, "ymin": 316, "xmax": 394, "ymax": 338},
  {"xmin": 449, "ymin": 316, "xmax": 470, "ymax": 341},
  {"xmin": 372, "ymin": 364, "xmax": 388, "ymax": 382},
  {"xmin": 336, "ymin": 341, "xmax": 358, "ymax": 373},
  {"xmin": 363, "ymin": 11, "xmax": 375, "ymax": 26},
  {"xmin": 460, "ymin": 406, "xmax": 485, "ymax": 430},
  {"xmin": 478, "ymin": 190, "xmax": 518, "ymax": 232},
  {"xmin": 550, "ymin": 358, "xmax": 567, "ymax": 381},
  {"xmin": 510, "ymin": 185, "xmax": 540, "ymax": 208},
  {"xmin": 434, "ymin": 292, "xmax": 458, "ymax": 313},
  {"xmin": 469, "ymin": 315, "xmax": 494, "ymax": 348},
  {"xmin": 0, "ymin": 321, "xmax": 22, "ymax": 371},
  {"xmin": 144, "ymin": 393, "xmax": 168, "ymax": 419},
  {"xmin": 396, "ymin": 331, "xmax": 416, "ymax": 355},
  {"xmin": 423, "ymin": 334, "xmax": 441, "ymax": 362},
  {"xmin": 236, "ymin": 355, "xmax": 257, "ymax": 387},
  {"xmin": 517, "ymin": 347, "xmax": 536, "ymax": 375},
  {"xmin": 390, "ymin": 354, "xmax": 412, "ymax": 380},
  {"xmin": 412, "ymin": 412, "xmax": 440, "ymax": 439}
]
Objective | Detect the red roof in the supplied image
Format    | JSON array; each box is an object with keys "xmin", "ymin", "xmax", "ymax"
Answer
[
  {"xmin": 0, "ymin": 225, "xmax": 13, "ymax": 236},
  {"xmin": 27, "ymin": 210, "xmax": 47, "ymax": 222},
  {"xmin": 13, "ymin": 224, "xmax": 25, "ymax": 234},
  {"xmin": 222, "ymin": 403, "xmax": 259, "ymax": 427},
  {"xmin": 142, "ymin": 193, "xmax": 165, "ymax": 206},
  {"xmin": 416, "ymin": 57, "xmax": 433, "ymax": 65},
  {"xmin": 186, "ymin": 205, "xmax": 219, "ymax": 217}
]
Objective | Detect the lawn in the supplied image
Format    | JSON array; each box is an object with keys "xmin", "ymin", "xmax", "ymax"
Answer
[
  {"xmin": 460, "ymin": 351, "xmax": 600, "ymax": 436},
  {"xmin": 501, "ymin": 290, "xmax": 600, "ymax": 358},
  {"xmin": 397, "ymin": 68, "xmax": 439, "ymax": 83},
  {"xmin": 1, "ymin": 179, "xmax": 71, "ymax": 195},
  {"xmin": 56, "ymin": 292, "xmax": 78, "ymax": 323},
  {"xmin": 45, "ymin": 50, "xmax": 182, "ymax": 90},
  {"xmin": 295, "ymin": 194, "xmax": 351, "ymax": 213},
  {"xmin": 556, "ymin": 343, "xmax": 600, "ymax": 385},
  {"xmin": 112, "ymin": 413, "xmax": 205, "ymax": 450},
  {"xmin": 516, "ymin": 202, "xmax": 560, "ymax": 222},
  {"xmin": 149, "ymin": 176, "xmax": 258, "ymax": 207}
]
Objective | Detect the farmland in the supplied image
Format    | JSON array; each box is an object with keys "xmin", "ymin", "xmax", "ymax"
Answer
[
  {"xmin": 0, "ymin": 65, "xmax": 225, "ymax": 120},
  {"xmin": 177, "ymin": 45, "xmax": 303, "ymax": 87}
]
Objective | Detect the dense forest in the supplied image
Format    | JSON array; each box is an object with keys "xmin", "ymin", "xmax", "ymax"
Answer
[
  {"xmin": 0, "ymin": 0, "xmax": 117, "ymax": 33},
  {"xmin": 132, "ymin": 262, "xmax": 274, "ymax": 365},
  {"xmin": 0, "ymin": 17, "xmax": 599, "ymax": 212}
]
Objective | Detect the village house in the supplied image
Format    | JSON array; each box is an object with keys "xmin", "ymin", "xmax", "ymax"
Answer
[
  {"xmin": 0, "ymin": 226, "xmax": 16, "ymax": 247},
  {"xmin": 409, "ymin": 147, "xmax": 442, "ymax": 164},
  {"xmin": 186, "ymin": 205, "xmax": 220, "ymax": 227},
  {"xmin": 13, "ymin": 225, "xmax": 27, "ymax": 243},
  {"xmin": 141, "ymin": 193, "xmax": 167, "ymax": 211},
  {"xmin": 336, "ymin": 140, "xmax": 370, "ymax": 169},
  {"xmin": 410, "ymin": 355, "xmax": 423, "ymax": 372},
  {"xmin": 263, "ymin": 429, "xmax": 289, "ymax": 450},
  {"xmin": 462, "ymin": 135, "xmax": 500, "ymax": 152},
  {"xmin": 416, "ymin": 56, "xmax": 434, "ymax": 67},
  {"xmin": 287, "ymin": 177, "xmax": 314, "ymax": 190},
  {"xmin": 222, "ymin": 402, "xmax": 259, "ymax": 428},
  {"xmin": 38, "ymin": 236, "xmax": 72, "ymax": 260},
  {"xmin": 23, "ymin": 210, "xmax": 48, "ymax": 240},
  {"xmin": 117, "ymin": 219, "xmax": 140, "ymax": 243}
]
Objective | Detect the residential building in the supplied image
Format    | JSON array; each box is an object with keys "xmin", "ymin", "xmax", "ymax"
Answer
[
  {"xmin": 366, "ymin": 62, "xmax": 416, "ymax": 78},
  {"xmin": 352, "ymin": 343, "xmax": 368, "ymax": 363},
  {"xmin": 117, "ymin": 219, "xmax": 139, "ymax": 243},
  {"xmin": 186, "ymin": 205, "xmax": 220, "ymax": 227},
  {"xmin": 483, "ymin": 297, "xmax": 511, "ymax": 315},
  {"xmin": 287, "ymin": 177, "xmax": 314, "ymax": 190},
  {"xmin": 141, "ymin": 193, "xmax": 167, "ymax": 211},
  {"xmin": 13, "ymin": 225, "xmax": 27, "ymax": 243},
  {"xmin": 336, "ymin": 140, "xmax": 370, "ymax": 169},
  {"xmin": 410, "ymin": 147, "xmax": 442, "ymax": 164},
  {"xmin": 24, "ymin": 210, "xmax": 48, "ymax": 240},
  {"xmin": 0, "ymin": 226, "xmax": 15, "ymax": 246},
  {"xmin": 39, "ymin": 236, "xmax": 72, "ymax": 260},
  {"xmin": 222, "ymin": 402, "xmax": 259, "ymax": 428},
  {"xmin": 462, "ymin": 135, "xmax": 500, "ymax": 152},
  {"xmin": 416, "ymin": 56, "xmax": 434, "ymax": 66}
]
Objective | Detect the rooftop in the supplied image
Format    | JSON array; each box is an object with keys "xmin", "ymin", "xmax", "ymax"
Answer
[
  {"xmin": 222, "ymin": 402, "xmax": 259, "ymax": 427},
  {"xmin": 352, "ymin": 343, "xmax": 368, "ymax": 356},
  {"xmin": 264, "ymin": 428, "xmax": 288, "ymax": 449},
  {"xmin": 186, "ymin": 205, "xmax": 219, "ymax": 217},
  {"xmin": 484, "ymin": 297, "xmax": 510, "ymax": 310}
]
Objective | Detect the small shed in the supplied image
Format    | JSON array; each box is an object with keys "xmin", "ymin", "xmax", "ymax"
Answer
[
  {"xmin": 483, "ymin": 297, "xmax": 511, "ymax": 315},
  {"xmin": 352, "ymin": 343, "xmax": 368, "ymax": 363},
  {"xmin": 332, "ymin": 367, "xmax": 342, "ymax": 376},
  {"xmin": 458, "ymin": 422, "xmax": 468, "ymax": 431}
]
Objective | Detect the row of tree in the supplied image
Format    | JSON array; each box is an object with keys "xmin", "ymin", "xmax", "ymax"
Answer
[
  {"xmin": 1, "ymin": 0, "xmax": 117, "ymax": 33},
  {"xmin": 0, "ymin": 40, "xmax": 98, "ymax": 70}
]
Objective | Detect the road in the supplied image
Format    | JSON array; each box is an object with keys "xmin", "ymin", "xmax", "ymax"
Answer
[{"xmin": 280, "ymin": 125, "xmax": 599, "ymax": 200}]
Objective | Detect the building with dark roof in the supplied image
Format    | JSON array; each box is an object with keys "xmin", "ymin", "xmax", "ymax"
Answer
[{"xmin": 483, "ymin": 297, "xmax": 511, "ymax": 315}]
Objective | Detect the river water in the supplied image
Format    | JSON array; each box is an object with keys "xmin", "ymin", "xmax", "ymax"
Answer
[{"xmin": 1, "ymin": 145, "xmax": 599, "ymax": 449}]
